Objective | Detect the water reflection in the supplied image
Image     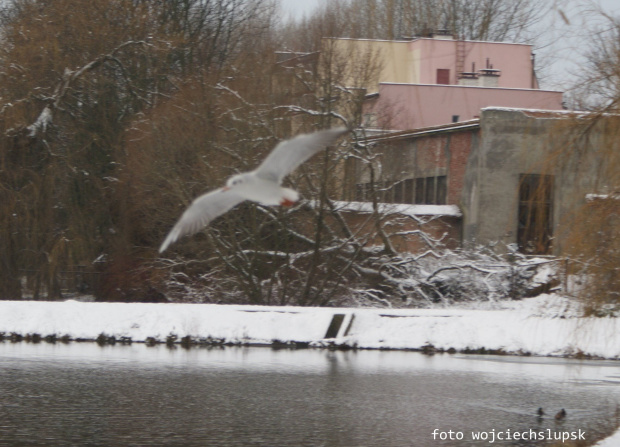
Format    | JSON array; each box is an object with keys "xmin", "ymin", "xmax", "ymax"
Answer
[{"xmin": 1, "ymin": 343, "xmax": 619, "ymax": 446}]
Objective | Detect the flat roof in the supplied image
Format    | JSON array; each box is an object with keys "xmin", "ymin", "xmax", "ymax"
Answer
[
  {"xmin": 377, "ymin": 82, "xmax": 563, "ymax": 94},
  {"xmin": 322, "ymin": 36, "xmax": 533, "ymax": 47},
  {"xmin": 362, "ymin": 107, "xmax": 597, "ymax": 142},
  {"xmin": 364, "ymin": 119, "xmax": 480, "ymax": 142}
]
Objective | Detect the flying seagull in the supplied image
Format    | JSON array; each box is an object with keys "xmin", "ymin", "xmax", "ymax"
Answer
[{"xmin": 159, "ymin": 127, "xmax": 348, "ymax": 253}]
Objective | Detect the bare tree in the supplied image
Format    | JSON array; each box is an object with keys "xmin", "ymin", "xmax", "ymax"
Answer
[
  {"xmin": 0, "ymin": 0, "xmax": 274, "ymax": 300},
  {"xmin": 542, "ymin": 11, "xmax": 620, "ymax": 312},
  {"xmin": 0, "ymin": 0, "xmax": 556, "ymax": 305},
  {"xmin": 568, "ymin": 10, "xmax": 620, "ymax": 110},
  {"xmin": 280, "ymin": 0, "xmax": 548, "ymax": 52}
]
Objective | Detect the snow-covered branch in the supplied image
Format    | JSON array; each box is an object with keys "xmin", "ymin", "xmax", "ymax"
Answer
[
  {"xmin": 272, "ymin": 105, "xmax": 349, "ymax": 126},
  {"xmin": 25, "ymin": 40, "xmax": 153, "ymax": 137}
]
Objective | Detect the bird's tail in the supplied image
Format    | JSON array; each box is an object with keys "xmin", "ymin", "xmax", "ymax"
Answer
[
  {"xmin": 159, "ymin": 227, "xmax": 181, "ymax": 253},
  {"xmin": 279, "ymin": 188, "xmax": 299, "ymax": 207}
]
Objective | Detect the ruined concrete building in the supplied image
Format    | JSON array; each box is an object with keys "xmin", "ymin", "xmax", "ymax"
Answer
[{"xmin": 328, "ymin": 34, "xmax": 612, "ymax": 255}]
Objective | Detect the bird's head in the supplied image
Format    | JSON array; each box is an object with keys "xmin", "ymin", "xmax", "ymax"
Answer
[{"xmin": 224, "ymin": 173, "xmax": 248, "ymax": 190}]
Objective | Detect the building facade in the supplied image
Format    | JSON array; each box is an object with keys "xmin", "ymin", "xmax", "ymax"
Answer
[
  {"xmin": 353, "ymin": 108, "xmax": 611, "ymax": 255},
  {"xmin": 364, "ymin": 82, "xmax": 563, "ymax": 129},
  {"xmin": 320, "ymin": 35, "xmax": 611, "ymax": 256},
  {"xmin": 327, "ymin": 35, "xmax": 564, "ymax": 130}
]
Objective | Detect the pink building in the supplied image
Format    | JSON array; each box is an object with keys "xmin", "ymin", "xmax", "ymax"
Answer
[
  {"xmin": 333, "ymin": 34, "xmax": 565, "ymax": 130},
  {"xmin": 366, "ymin": 83, "xmax": 563, "ymax": 130},
  {"xmin": 405, "ymin": 35, "xmax": 538, "ymax": 88}
]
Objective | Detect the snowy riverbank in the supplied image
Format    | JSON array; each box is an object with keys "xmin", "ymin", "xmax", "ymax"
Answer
[
  {"xmin": 3, "ymin": 295, "xmax": 620, "ymax": 445},
  {"xmin": 1, "ymin": 294, "xmax": 620, "ymax": 359}
]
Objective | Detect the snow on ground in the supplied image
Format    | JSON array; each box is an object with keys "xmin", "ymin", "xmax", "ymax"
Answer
[
  {"xmin": 4, "ymin": 293, "xmax": 620, "ymax": 445},
  {"xmin": 596, "ymin": 429, "xmax": 620, "ymax": 447},
  {"xmin": 1, "ymin": 294, "xmax": 620, "ymax": 359}
]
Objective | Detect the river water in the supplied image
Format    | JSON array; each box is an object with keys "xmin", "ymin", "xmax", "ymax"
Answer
[{"xmin": 1, "ymin": 342, "xmax": 619, "ymax": 446}]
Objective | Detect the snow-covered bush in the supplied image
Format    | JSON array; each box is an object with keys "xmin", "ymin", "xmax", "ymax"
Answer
[{"xmin": 350, "ymin": 244, "xmax": 561, "ymax": 308}]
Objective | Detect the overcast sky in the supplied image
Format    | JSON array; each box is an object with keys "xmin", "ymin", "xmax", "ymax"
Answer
[
  {"xmin": 537, "ymin": 0, "xmax": 620, "ymax": 91},
  {"xmin": 278, "ymin": 0, "xmax": 321, "ymax": 21},
  {"xmin": 278, "ymin": 0, "xmax": 620, "ymax": 93},
  {"xmin": 278, "ymin": 0, "xmax": 620, "ymax": 22}
]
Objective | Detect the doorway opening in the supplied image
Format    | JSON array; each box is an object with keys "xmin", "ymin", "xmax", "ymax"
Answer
[{"xmin": 517, "ymin": 174, "xmax": 554, "ymax": 254}]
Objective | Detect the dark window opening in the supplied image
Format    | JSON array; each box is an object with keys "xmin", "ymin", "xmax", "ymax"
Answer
[
  {"xmin": 413, "ymin": 176, "xmax": 447, "ymax": 205},
  {"xmin": 404, "ymin": 179, "xmax": 414, "ymax": 203},
  {"xmin": 437, "ymin": 68, "xmax": 450, "ymax": 85},
  {"xmin": 518, "ymin": 174, "xmax": 553, "ymax": 254},
  {"xmin": 415, "ymin": 177, "xmax": 425, "ymax": 203},
  {"xmin": 379, "ymin": 181, "xmax": 391, "ymax": 202},
  {"xmin": 436, "ymin": 176, "xmax": 447, "ymax": 205},
  {"xmin": 355, "ymin": 183, "xmax": 372, "ymax": 201},
  {"xmin": 393, "ymin": 180, "xmax": 403, "ymax": 203},
  {"xmin": 424, "ymin": 177, "xmax": 435, "ymax": 204}
]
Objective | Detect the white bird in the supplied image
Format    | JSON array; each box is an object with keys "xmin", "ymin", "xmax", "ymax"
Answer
[{"xmin": 159, "ymin": 127, "xmax": 348, "ymax": 253}]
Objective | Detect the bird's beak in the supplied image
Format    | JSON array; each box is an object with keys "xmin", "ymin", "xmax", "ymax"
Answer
[{"xmin": 222, "ymin": 186, "xmax": 230, "ymax": 192}]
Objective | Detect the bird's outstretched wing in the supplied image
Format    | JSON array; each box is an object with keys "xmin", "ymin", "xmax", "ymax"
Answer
[
  {"xmin": 159, "ymin": 188, "xmax": 246, "ymax": 252},
  {"xmin": 254, "ymin": 127, "xmax": 348, "ymax": 183}
]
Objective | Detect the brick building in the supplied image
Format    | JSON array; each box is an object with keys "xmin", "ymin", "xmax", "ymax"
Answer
[
  {"xmin": 348, "ymin": 107, "xmax": 613, "ymax": 255},
  {"xmin": 322, "ymin": 34, "xmax": 603, "ymax": 255},
  {"xmin": 349, "ymin": 120, "xmax": 478, "ymax": 206},
  {"xmin": 343, "ymin": 119, "xmax": 479, "ymax": 253}
]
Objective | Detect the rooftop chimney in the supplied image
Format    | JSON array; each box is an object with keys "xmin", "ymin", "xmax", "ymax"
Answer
[
  {"xmin": 478, "ymin": 58, "xmax": 501, "ymax": 87},
  {"xmin": 429, "ymin": 29, "xmax": 454, "ymax": 40}
]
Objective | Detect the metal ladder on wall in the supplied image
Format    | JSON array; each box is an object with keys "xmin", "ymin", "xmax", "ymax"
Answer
[{"xmin": 455, "ymin": 37, "xmax": 465, "ymax": 83}]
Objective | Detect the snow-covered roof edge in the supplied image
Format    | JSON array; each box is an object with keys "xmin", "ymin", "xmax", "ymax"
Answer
[
  {"xmin": 321, "ymin": 36, "xmax": 533, "ymax": 48},
  {"xmin": 481, "ymin": 106, "xmax": 582, "ymax": 115},
  {"xmin": 378, "ymin": 83, "xmax": 563, "ymax": 94},
  {"xmin": 586, "ymin": 193, "xmax": 620, "ymax": 201},
  {"xmin": 329, "ymin": 201, "xmax": 462, "ymax": 217},
  {"xmin": 363, "ymin": 119, "xmax": 480, "ymax": 142}
]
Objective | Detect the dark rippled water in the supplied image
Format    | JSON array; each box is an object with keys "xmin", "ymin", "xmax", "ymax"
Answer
[{"xmin": 1, "ymin": 343, "xmax": 619, "ymax": 446}]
